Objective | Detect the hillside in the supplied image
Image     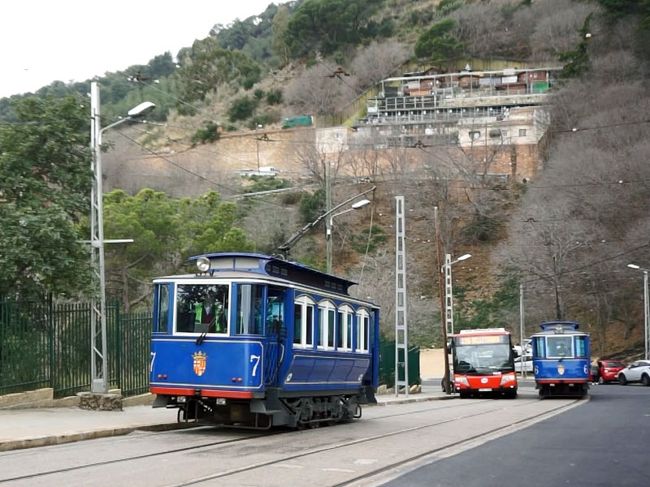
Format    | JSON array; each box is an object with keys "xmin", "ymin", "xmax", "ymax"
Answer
[
  {"xmin": 2, "ymin": 0, "xmax": 649, "ymax": 359},
  {"xmin": 104, "ymin": 0, "xmax": 650, "ymax": 358}
]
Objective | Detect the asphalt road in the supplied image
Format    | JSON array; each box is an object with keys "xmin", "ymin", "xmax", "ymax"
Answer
[{"xmin": 380, "ymin": 383, "xmax": 650, "ymax": 487}]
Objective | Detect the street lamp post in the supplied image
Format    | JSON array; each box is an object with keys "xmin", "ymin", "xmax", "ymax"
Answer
[
  {"xmin": 326, "ymin": 199, "xmax": 370, "ymax": 273},
  {"xmin": 275, "ymin": 187, "xmax": 375, "ymax": 262},
  {"xmin": 443, "ymin": 253, "xmax": 472, "ymax": 336},
  {"xmin": 627, "ymin": 263, "xmax": 649, "ymax": 360},
  {"xmin": 89, "ymin": 81, "xmax": 154, "ymax": 394}
]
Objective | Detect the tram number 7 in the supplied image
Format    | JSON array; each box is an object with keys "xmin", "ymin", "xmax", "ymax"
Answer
[
  {"xmin": 249, "ymin": 354, "xmax": 261, "ymax": 377},
  {"xmin": 150, "ymin": 352, "xmax": 156, "ymax": 372}
]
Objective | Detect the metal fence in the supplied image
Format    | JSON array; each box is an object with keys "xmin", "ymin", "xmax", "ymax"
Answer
[
  {"xmin": 379, "ymin": 340, "xmax": 421, "ymax": 388},
  {"xmin": 0, "ymin": 298, "xmax": 151, "ymax": 398}
]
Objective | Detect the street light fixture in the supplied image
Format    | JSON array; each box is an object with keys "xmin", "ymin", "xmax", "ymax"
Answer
[
  {"xmin": 627, "ymin": 263, "xmax": 649, "ymax": 360},
  {"xmin": 442, "ymin": 253, "xmax": 472, "ymax": 336},
  {"xmin": 89, "ymin": 81, "xmax": 155, "ymax": 394},
  {"xmin": 326, "ymin": 199, "xmax": 371, "ymax": 273}
]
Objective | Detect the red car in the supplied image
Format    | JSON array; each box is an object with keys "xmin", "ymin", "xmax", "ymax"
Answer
[{"xmin": 595, "ymin": 359, "xmax": 626, "ymax": 384}]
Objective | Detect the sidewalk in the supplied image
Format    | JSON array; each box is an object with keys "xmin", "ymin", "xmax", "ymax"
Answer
[{"xmin": 0, "ymin": 385, "xmax": 451, "ymax": 452}]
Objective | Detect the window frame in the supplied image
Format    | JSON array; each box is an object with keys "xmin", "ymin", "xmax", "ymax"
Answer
[
  {"xmin": 356, "ymin": 308, "xmax": 370, "ymax": 353},
  {"xmin": 172, "ymin": 281, "xmax": 231, "ymax": 336},
  {"xmin": 293, "ymin": 294, "xmax": 315, "ymax": 349},
  {"xmin": 318, "ymin": 300, "xmax": 336, "ymax": 350},
  {"xmin": 336, "ymin": 304, "xmax": 354, "ymax": 351}
]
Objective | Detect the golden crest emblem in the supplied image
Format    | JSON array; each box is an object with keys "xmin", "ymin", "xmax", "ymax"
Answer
[
  {"xmin": 557, "ymin": 364, "xmax": 565, "ymax": 376},
  {"xmin": 193, "ymin": 351, "xmax": 207, "ymax": 376}
]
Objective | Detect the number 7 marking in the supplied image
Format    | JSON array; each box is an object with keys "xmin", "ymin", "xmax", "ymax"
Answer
[
  {"xmin": 150, "ymin": 352, "xmax": 156, "ymax": 372},
  {"xmin": 250, "ymin": 354, "xmax": 261, "ymax": 377}
]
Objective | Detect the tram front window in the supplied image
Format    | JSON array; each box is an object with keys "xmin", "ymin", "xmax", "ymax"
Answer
[
  {"xmin": 547, "ymin": 336, "xmax": 573, "ymax": 358},
  {"xmin": 175, "ymin": 284, "xmax": 229, "ymax": 334}
]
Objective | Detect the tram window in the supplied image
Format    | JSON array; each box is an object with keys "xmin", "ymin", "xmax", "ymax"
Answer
[
  {"xmin": 547, "ymin": 336, "xmax": 573, "ymax": 358},
  {"xmin": 575, "ymin": 336, "xmax": 588, "ymax": 357},
  {"xmin": 337, "ymin": 305, "xmax": 353, "ymax": 351},
  {"xmin": 293, "ymin": 296, "xmax": 314, "ymax": 347},
  {"xmin": 356, "ymin": 309, "xmax": 370, "ymax": 352},
  {"xmin": 175, "ymin": 284, "xmax": 229, "ymax": 334},
  {"xmin": 155, "ymin": 284, "xmax": 170, "ymax": 333},
  {"xmin": 318, "ymin": 301, "xmax": 335, "ymax": 349},
  {"xmin": 235, "ymin": 284, "xmax": 264, "ymax": 335},
  {"xmin": 266, "ymin": 287, "xmax": 285, "ymax": 335}
]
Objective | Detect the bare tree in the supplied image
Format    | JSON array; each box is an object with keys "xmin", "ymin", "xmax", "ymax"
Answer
[
  {"xmin": 284, "ymin": 63, "xmax": 358, "ymax": 116},
  {"xmin": 350, "ymin": 40, "xmax": 411, "ymax": 91}
]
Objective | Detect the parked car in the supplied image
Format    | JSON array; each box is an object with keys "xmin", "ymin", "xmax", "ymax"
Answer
[
  {"xmin": 596, "ymin": 359, "xmax": 626, "ymax": 384},
  {"xmin": 514, "ymin": 354, "xmax": 533, "ymax": 373},
  {"xmin": 617, "ymin": 360, "xmax": 650, "ymax": 386}
]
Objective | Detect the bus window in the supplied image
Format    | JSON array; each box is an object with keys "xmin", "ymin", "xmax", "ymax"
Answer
[{"xmin": 235, "ymin": 284, "xmax": 264, "ymax": 335}]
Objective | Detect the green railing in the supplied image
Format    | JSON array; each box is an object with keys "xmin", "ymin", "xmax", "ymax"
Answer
[
  {"xmin": 379, "ymin": 339, "xmax": 421, "ymax": 388},
  {"xmin": 0, "ymin": 298, "xmax": 151, "ymax": 398},
  {"xmin": 2, "ymin": 300, "xmax": 417, "ymax": 398}
]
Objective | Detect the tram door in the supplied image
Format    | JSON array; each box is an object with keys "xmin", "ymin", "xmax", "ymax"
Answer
[{"xmin": 264, "ymin": 286, "xmax": 286, "ymax": 386}]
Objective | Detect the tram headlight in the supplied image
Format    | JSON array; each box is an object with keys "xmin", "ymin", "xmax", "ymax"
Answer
[{"xmin": 196, "ymin": 256, "xmax": 211, "ymax": 273}]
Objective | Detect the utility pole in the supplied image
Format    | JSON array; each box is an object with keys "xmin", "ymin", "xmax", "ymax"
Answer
[
  {"xmin": 434, "ymin": 207, "xmax": 451, "ymax": 394},
  {"xmin": 325, "ymin": 157, "xmax": 332, "ymax": 273},
  {"xmin": 520, "ymin": 282, "xmax": 526, "ymax": 379},
  {"xmin": 90, "ymin": 82, "xmax": 109, "ymax": 394},
  {"xmin": 394, "ymin": 196, "xmax": 409, "ymax": 396}
]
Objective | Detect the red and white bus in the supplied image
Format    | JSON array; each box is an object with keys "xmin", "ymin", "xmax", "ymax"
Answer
[{"xmin": 449, "ymin": 328, "xmax": 517, "ymax": 398}]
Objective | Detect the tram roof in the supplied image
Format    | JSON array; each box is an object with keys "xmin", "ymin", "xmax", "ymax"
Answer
[
  {"xmin": 186, "ymin": 252, "xmax": 358, "ymax": 296},
  {"xmin": 533, "ymin": 320, "xmax": 587, "ymax": 335}
]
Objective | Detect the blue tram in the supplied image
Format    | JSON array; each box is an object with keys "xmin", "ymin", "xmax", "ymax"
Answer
[
  {"xmin": 149, "ymin": 253, "xmax": 380, "ymax": 428},
  {"xmin": 530, "ymin": 321, "xmax": 590, "ymax": 398}
]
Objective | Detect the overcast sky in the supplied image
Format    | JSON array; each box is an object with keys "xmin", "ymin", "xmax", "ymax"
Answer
[{"xmin": 0, "ymin": 0, "xmax": 277, "ymax": 98}]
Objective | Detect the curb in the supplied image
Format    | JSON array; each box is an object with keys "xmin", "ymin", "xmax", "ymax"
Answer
[
  {"xmin": 0, "ymin": 422, "xmax": 193, "ymax": 453},
  {"xmin": 374, "ymin": 394, "xmax": 455, "ymax": 406}
]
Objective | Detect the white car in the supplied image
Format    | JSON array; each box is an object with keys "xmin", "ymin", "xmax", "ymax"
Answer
[
  {"xmin": 617, "ymin": 360, "xmax": 650, "ymax": 386},
  {"xmin": 514, "ymin": 355, "xmax": 533, "ymax": 373}
]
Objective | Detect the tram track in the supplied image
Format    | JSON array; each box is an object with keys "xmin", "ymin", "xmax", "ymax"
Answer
[
  {"xmin": 0, "ymin": 396, "xmax": 573, "ymax": 486},
  {"xmin": 164, "ymin": 397, "xmax": 580, "ymax": 487},
  {"xmin": 0, "ymin": 430, "xmax": 274, "ymax": 484}
]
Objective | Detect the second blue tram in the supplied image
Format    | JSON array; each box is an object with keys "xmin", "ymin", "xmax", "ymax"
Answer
[
  {"xmin": 149, "ymin": 253, "xmax": 380, "ymax": 428},
  {"xmin": 531, "ymin": 321, "xmax": 590, "ymax": 398}
]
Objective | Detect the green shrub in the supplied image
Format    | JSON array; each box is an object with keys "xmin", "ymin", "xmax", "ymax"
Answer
[
  {"xmin": 266, "ymin": 89, "xmax": 283, "ymax": 105},
  {"xmin": 191, "ymin": 121, "xmax": 220, "ymax": 145},
  {"xmin": 228, "ymin": 96, "xmax": 258, "ymax": 122}
]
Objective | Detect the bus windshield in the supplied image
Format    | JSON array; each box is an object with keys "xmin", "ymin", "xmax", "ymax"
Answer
[{"xmin": 453, "ymin": 343, "xmax": 514, "ymax": 374}]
